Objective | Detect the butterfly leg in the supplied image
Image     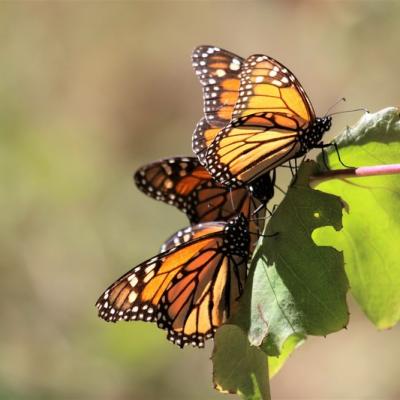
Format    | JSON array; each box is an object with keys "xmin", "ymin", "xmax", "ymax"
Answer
[
  {"xmin": 249, "ymin": 202, "xmax": 279, "ymax": 234},
  {"xmin": 289, "ymin": 156, "xmax": 303, "ymax": 186},
  {"xmin": 264, "ymin": 201, "xmax": 279, "ymax": 218},
  {"xmin": 317, "ymin": 142, "xmax": 354, "ymax": 169},
  {"xmin": 332, "ymin": 141, "xmax": 354, "ymax": 168},
  {"xmin": 289, "ymin": 160, "xmax": 298, "ymax": 179},
  {"xmin": 258, "ymin": 203, "xmax": 275, "ymax": 220},
  {"xmin": 288, "ymin": 160, "xmax": 296, "ymax": 177},
  {"xmin": 277, "ymin": 163, "xmax": 296, "ymax": 170}
]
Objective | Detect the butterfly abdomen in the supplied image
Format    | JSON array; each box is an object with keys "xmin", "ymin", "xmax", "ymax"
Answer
[{"xmin": 223, "ymin": 214, "xmax": 249, "ymax": 257}]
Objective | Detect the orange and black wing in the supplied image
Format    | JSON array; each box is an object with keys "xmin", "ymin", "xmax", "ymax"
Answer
[
  {"xmin": 232, "ymin": 54, "xmax": 315, "ymax": 124},
  {"xmin": 134, "ymin": 157, "xmax": 269, "ymax": 226},
  {"xmin": 96, "ymin": 215, "xmax": 249, "ymax": 348},
  {"xmin": 192, "ymin": 45, "xmax": 244, "ymax": 127},
  {"xmin": 134, "ymin": 157, "xmax": 211, "ymax": 224},
  {"xmin": 205, "ymin": 112, "xmax": 303, "ymax": 186}
]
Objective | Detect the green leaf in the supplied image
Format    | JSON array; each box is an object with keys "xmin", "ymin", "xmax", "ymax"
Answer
[
  {"xmin": 212, "ymin": 325, "xmax": 270, "ymax": 400},
  {"xmin": 268, "ymin": 334, "xmax": 304, "ymax": 378},
  {"xmin": 315, "ymin": 107, "xmax": 400, "ymax": 328},
  {"xmin": 234, "ymin": 161, "xmax": 349, "ymax": 356}
]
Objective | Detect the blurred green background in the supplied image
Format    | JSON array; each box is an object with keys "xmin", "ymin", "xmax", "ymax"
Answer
[{"xmin": 1, "ymin": 2, "xmax": 399, "ymax": 399}]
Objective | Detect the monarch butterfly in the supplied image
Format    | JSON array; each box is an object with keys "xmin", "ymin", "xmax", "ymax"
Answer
[
  {"xmin": 134, "ymin": 156, "xmax": 274, "ymax": 223},
  {"xmin": 192, "ymin": 46, "xmax": 283, "ymax": 192},
  {"xmin": 202, "ymin": 53, "xmax": 332, "ymax": 187},
  {"xmin": 96, "ymin": 214, "xmax": 249, "ymax": 348}
]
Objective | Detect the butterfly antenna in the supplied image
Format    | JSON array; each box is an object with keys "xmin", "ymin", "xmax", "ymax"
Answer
[
  {"xmin": 327, "ymin": 107, "xmax": 369, "ymax": 118},
  {"xmin": 324, "ymin": 97, "xmax": 346, "ymax": 117}
]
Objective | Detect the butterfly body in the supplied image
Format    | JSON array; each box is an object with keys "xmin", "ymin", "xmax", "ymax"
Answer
[
  {"xmin": 220, "ymin": 213, "xmax": 249, "ymax": 256},
  {"xmin": 96, "ymin": 214, "xmax": 250, "ymax": 348}
]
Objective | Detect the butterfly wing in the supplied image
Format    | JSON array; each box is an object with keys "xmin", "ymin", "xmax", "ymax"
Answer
[
  {"xmin": 134, "ymin": 157, "xmax": 212, "ymax": 224},
  {"xmin": 205, "ymin": 112, "xmax": 303, "ymax": 185},
  {"xmin": 96, "ymin": 216, "xmax": 249, "ymax": 348},
  {"xmin": 134, "ymin": 157, "xmax": 267, "ymax": 228},
  {"xmin": 232, "ymin": 54, "xmax": 315, "ymax": 124},
  {"xmin": 157, "ymin": 215, "xmax": 249, "ymax": 347},
  {"xmin": 192, "ymin": 45, "xmax": 244, "ymax": 127}
]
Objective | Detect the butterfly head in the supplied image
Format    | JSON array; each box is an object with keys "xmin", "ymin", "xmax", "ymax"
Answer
[
  {"xmin": 317, "ymin": 116, "xmax": 332, "ymax": 133},
  {"xmin": 223, "ymin": 214, "xmax": 249, "ymax": 257}
]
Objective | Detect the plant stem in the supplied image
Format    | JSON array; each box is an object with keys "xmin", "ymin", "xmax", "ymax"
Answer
[{"xmin": 310, "ymin": 164, "xmax": 400, "ymax": 187}]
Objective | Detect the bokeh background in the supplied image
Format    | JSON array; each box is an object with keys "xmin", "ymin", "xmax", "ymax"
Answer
[{"xmin": 1, "ymin": 2, "xmax": 399, "ymax": 399}]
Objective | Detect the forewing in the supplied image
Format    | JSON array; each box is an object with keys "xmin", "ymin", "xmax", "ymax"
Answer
[
  {"xmin": 205, "ymin": 112, "xmax": 301, "ymax": 185},
  {"xmin": 134, "ymin": 157, "xmax": 211, "ymax": 223},
  {"xmin": 192, "ymin": 45, "xmax": 244, "ymax": 127},
  {"xmin": 96, "ymin": 223, "xmax": 224, "ymax": 324},
  {"xmin": 96, "ymin": 219, "xmax": 249, "ymax": 348},
  {"xmin": 233, "ymin": 54, "xmax": 315, "ymax": 124}
]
